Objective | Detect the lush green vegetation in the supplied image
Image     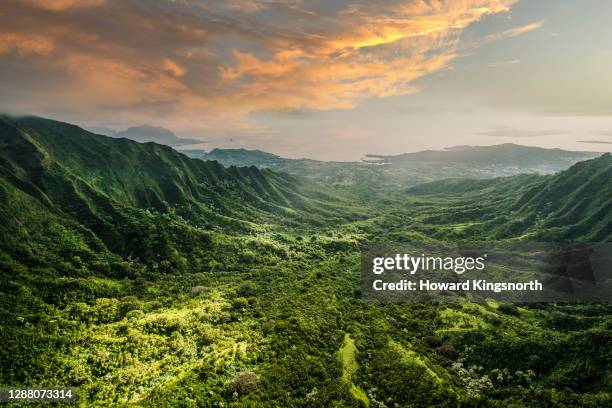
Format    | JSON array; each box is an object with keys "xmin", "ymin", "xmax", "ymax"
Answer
[{"xmin": 0, "ymin": 115, "xmax": 610, "ymax": 407}]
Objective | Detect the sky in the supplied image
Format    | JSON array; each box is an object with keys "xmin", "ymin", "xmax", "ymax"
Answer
[{"xmin": 1, "ymin": 0, "xmax": 612, "ymax": 160}]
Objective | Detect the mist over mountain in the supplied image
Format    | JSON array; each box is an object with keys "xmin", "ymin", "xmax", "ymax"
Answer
[
  {"xmin": 185, "ymin": 144, "xmax": 602, "ymax": 189},
  {"xmin": 87, "ymin": 126, "xmax": 118, "ymax": 137},
  {"xmin": 89, "ymin": 124, "xmax": 202, "ymax": 147}
]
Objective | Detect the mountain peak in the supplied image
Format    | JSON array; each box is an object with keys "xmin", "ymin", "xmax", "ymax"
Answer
[
  {"xmin": 115, "ymin": 125, "xmax": 200, "ymax": 146},
  {"xmin": 86, "ymin": 124, "xmax": 203, "ymax": 147},
  {"xmin": 122, "ymin": 125, "xmax": 174, "ymax": 136}
]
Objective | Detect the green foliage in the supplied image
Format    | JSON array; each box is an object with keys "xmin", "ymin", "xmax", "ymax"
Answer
[{"xmin": 0, "ymin": 115, "xmax": 610, "ymax": 406}]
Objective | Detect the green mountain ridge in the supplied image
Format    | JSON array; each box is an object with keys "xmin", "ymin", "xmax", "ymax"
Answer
[
  {"xmin": 0, "ymin": 115, "xmax": 361, "ymax": 258},
  {"xmin": 400, "ymin": 154, "xmax": 612, "ymax": 241},
  {"xmin": 514, "ymin": 153, "xmax": 612, "ymax": 240}
]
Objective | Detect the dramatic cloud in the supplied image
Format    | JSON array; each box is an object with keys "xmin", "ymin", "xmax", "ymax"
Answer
[{"xmin": 0, "ymin": 0, "xmax": 523, "ymax": 126}]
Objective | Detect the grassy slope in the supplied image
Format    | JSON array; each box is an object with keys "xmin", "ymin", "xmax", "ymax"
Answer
[{"xmin": 338, "ymin": 334, "xmax": 369, "ymax": 406}]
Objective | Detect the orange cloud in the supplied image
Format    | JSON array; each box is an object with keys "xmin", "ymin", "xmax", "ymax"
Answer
[
  {"xmin": 0, "ymin": 0, "xmax": 530, "ymax": 125},
  {"xmin": 162, "ymin": 58, "xmax": 186, "ymax": 78},
  {"xmin": 0, "ymin": 33, "xmax": 54, "ymax": 55},
  {"xmin": 215, "ymin": 0, "xmax": 517, "ymax": 111},
  {"xmin": 18, "ymin": 0, "xmax": 106, "ymax": 12}
]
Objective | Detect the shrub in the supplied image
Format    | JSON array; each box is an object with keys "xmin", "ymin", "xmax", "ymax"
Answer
[
  {"xmin": 238, "ymin": 251, "xmax": 257, "ymax": 264},
  {"xmin": 486, "ymin": 315, "xmax": 503, "ymax": 326},
  {"xmin": 424, "ymin": 335, "xmax": 443, "ymax": 348},
  {"xmin": 227, "ymin": 371, "xmax": 258, "ymax": 395},
  {"xmin": 436, "ymin": 343, "xmax": 459, "ymax": 360},
  {"xmin": 236, "ymin": 281, "xmax": 258, "ymax": 297},
  {"xmin": 232, "ymin": 297, "xmax": 249, "ymax": 310},
  {"xmin": 125, "ymin": 309, "xmax": 145, "ymax": 320},
  {"xmin": 191, "ymin": 285, "xmax": 208, "ymax": 294},
  {"xmin": 498, "ymin": 303, "xmax": 519, "ymax": 316}
]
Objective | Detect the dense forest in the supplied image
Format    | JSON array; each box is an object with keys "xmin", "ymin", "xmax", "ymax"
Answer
[{"xmin": 1, "ymin": 115, "xmax": 610, "ymax": 407}]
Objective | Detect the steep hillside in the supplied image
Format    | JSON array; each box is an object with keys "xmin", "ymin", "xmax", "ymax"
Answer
[
  {"xmin": 0, "ymin": 115, "xmax": 361, "ymax": 259},
  {"xmin": 396, "ymin": 154, "xmax": 612, "ymax": 241},
  {"xmin": 514, "ymin": 153, "xmax": 612, "ymax": 240}
]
